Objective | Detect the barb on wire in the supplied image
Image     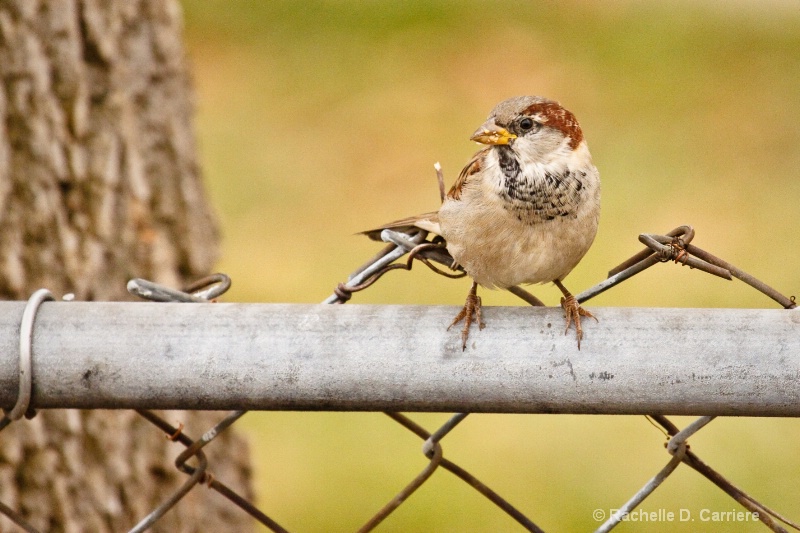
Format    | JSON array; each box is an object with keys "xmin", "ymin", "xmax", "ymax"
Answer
[
  {"xmin": 576, "ymin": 225, "xmax": 703, "ymax": 302},
  {"xmin": 608, "ymin": 225, "xmax": 696, "ymax": 276},
  {"xmin": 578, "ymin": 224, "xmax": 796, "ymax": 308},
  {"xmin": 638, "ymin": 234, "xmax": 732, "ymax": 279}
]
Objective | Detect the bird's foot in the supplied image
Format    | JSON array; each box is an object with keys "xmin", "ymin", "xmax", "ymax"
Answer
[
  {"xmin": 448, "ymin": 282, "xmax": 484, "ymax": 350},
  {"xmin": 560, "ymin": 294, "xmax": 597, "ymax": 349}
]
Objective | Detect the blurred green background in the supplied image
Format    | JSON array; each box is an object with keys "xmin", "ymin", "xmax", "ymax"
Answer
[{"xmin": 180, "ymin": 1, "xmax": 799, "ymax": 531}]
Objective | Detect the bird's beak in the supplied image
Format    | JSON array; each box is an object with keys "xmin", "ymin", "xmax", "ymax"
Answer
[{"xmin": 470, "ymin": 120, "xmax": 517, "ymax": 145}]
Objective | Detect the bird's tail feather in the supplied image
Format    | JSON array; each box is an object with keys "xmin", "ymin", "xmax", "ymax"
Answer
[{"xmin": 360, "ymin": 211, "xmax": 441, "ymax": 241}]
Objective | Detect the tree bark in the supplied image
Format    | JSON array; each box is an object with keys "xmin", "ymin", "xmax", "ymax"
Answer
[{"xmin": 0, "ymin": 1, "xmax": 253, "ymax": 531}]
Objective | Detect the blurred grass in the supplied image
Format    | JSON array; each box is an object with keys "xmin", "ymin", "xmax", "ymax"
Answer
[{"xmin": 180, "ymin": 1, "xmax": 800, "ymax": 531}]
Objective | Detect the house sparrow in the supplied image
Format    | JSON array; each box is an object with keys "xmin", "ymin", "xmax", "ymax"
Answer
[{"xmin": 364, "ymin": 96, "xmax": 600, "ymax": 349}]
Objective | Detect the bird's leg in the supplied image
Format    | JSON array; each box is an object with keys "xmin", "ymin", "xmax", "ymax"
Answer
[
  {"xmin": 448, "ymin": 281, "xmax": 485, "ymax": 350},
  {"xmin": 553, "ymin": 279, "xmax": 597, "ymax": 349}
]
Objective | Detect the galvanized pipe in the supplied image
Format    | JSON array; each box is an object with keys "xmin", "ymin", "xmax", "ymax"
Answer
[{"xmin": 0, "ymin": 302, "xmax": 797, "ymax": 415}]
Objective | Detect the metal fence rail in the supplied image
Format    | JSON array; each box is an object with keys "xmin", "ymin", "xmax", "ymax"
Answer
[{"xmin": 0, "ymin": 302, "xmax": 798, "ymax": 415}]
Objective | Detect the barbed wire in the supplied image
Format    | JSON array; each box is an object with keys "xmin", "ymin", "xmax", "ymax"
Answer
[{"xmin": 0, "ymin": 222, "xmax": 797, "ymax": 531}]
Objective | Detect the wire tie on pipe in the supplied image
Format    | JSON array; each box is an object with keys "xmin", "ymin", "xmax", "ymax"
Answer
[{"xmin": 5, "ymin": 289, "xmax": 54, "ymax": 421}]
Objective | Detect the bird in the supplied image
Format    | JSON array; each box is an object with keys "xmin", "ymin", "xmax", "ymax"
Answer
[{"xmin": 363, "ymin": 96, "xmax": 600, "ymax": 349}]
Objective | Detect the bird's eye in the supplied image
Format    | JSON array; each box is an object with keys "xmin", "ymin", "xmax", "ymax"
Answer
[{"xmin": 519, "ymin": 118, "xmax": 535, "ymax": 131}]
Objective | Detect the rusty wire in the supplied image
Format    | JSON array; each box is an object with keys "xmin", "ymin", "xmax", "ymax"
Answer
[{"xmin": 583, "ymin": 225, "xmax": 797, "ymax": 309}]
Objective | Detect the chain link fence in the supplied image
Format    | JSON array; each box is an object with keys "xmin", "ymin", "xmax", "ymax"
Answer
[{"xmin": 0, "ymin": 225, "xmax": 798, "ymax": 532}]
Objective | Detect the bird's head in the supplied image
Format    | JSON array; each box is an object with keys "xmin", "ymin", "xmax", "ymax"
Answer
[{"xmin": 470, "ymin": 96, "xmax": 585, "ymax": 164}]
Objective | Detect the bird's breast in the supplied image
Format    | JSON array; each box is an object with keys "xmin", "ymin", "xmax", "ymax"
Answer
[{"xmin": 438, "ymin": 161, "xmax": 600, "ymax": 289}]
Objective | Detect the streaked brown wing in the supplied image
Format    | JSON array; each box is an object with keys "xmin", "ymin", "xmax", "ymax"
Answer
[{"xmin": 448, "ymin": 147, "xmax": 489, "ymax": 201}]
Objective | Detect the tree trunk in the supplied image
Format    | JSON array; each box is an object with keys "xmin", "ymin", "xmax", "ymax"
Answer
[{"xmin": 0, "ymin": 1, "xmax": 253, "ymax": 531}]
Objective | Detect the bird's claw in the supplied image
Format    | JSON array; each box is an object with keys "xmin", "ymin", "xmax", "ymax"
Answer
[
  {"xmin": 448, "ymin": 290, "xmax": 484, "ymax": 350},
  {"xmin": 560, "ymin": 295, "xmax": 597, "ymax": 349}
]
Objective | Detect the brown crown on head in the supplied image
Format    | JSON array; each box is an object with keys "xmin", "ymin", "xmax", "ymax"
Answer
[{"xmin": 523, "ymin": 100, "xmax": 584, "ymax": 149}]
